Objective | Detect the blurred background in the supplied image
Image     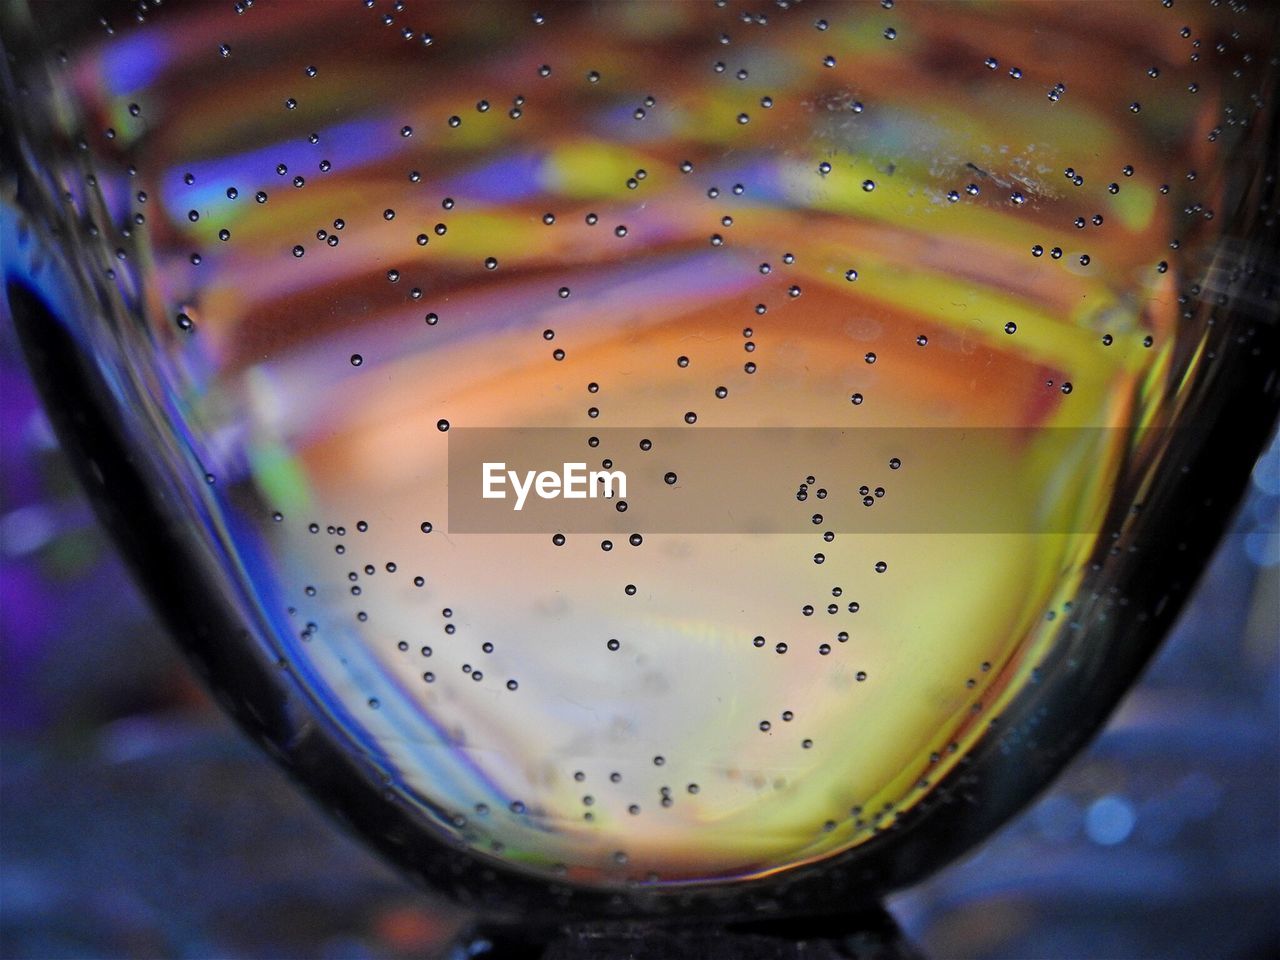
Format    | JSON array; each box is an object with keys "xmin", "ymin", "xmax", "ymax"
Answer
[{"xmin": 0, "ymin": 310, "xmax": 1277, "ymax": 958}]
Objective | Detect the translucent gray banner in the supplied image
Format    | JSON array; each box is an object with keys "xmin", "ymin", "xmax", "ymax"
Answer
[{"xmin": 446, "ymin": 427, "xmax": 1157, "ymax": 534}]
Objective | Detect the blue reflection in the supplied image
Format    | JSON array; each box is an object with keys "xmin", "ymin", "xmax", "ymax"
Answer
[
  {"xmin": 441, "ymin": 154, "xmax": 545, "ymax": 204},
  {"xmin": 100, "ymin": 32, "xmax": 169, "ymax": 96},
  {"xmin": 162, "ymin": 118, "xmax": 393, "ymax": 216}
]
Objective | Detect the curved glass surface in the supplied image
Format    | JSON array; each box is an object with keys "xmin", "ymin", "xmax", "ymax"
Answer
[{"xmin": 2, "ymin": 0, "xmax": 1276, "ymax": 920}]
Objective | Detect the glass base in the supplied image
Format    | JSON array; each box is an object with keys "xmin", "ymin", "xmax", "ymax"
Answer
[{"xmin": 453, "ymin": 907, "xmax": 924, "ymax": 960}]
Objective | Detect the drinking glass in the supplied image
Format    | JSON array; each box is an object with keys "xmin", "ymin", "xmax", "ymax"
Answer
[{"xmin": 2, "ymin": 1, "xmax": 1277, "ymax": 955}]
